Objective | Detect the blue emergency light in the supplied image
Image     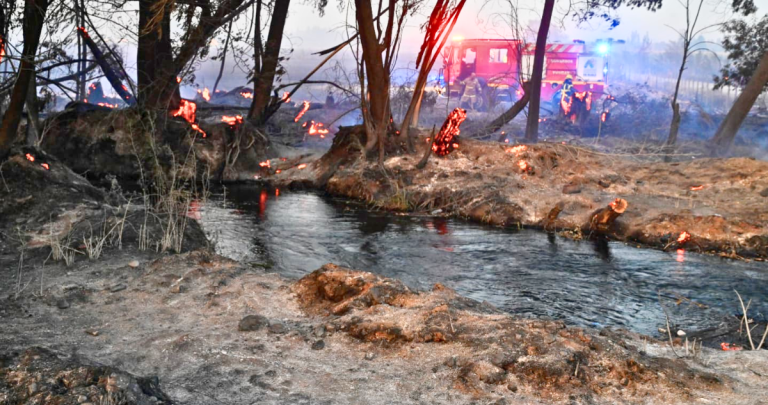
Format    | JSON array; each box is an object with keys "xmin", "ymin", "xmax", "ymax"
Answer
[{"xmin": 597, "ymin": 42, "xmax": 610, "ymax": 55}]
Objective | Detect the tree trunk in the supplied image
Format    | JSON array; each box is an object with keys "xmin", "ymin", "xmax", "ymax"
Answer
[
  {"xmin": 356, "ymin": 0, "xmax": 391, "ymax": 152},
  {"xmin": 476, "ymin": 82, "xmax": 530, "ymax": 140},
  {"xmin": 248, "ymin": 0, "xmax": 290, "ymax": 123},
  {"xmin": 710, "ymin": 51, "xmax": 768, "ymax": 156},
  {"xmin": 213, "ymin": 20, "xmax": 233, "ymax": 94},
  {"xmin": 523, "ymin": 0, "xmax": 555, "ymax": 143},
  {"xmin": 0, "ymin": 0, "xmax": 49, "ymax": 157},
  {"xmin": 137, "ymin": 0, "xmax": 177, "ymax": 110},
  {"xmin": 25, "ymin": 75, "xmax": 40, "ymax": 145},
  {"xmin": 664, "ymin": 43, "xmax": 689, "ymax": 157}
]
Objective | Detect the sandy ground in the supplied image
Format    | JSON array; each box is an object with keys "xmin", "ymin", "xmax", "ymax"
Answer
[{"xmin": 269, "ymin": 136, "xmax": 768, "ymax": 260}]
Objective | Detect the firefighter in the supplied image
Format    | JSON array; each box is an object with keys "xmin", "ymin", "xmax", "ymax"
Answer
[
  {"xmin": 460, "ymin": 73, "xmax": 480, "ymax": 110},
  {"xmin": 560, "ymin": 75, "xmax": 575, "ymax": 99}
]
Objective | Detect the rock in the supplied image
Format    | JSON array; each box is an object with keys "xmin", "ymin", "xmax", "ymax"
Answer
[
  {"xmin": 238, "ymin": 315, "xmax": 269, "ymax": 332},
  {"xmin": 562, "ymin": 184, "xmax": 582, "ymax": 194},
  {"xmin": 268, "ymin": 322, "xmax": 287, "ymax": 334},
  {"xmin": 598, "ymin": 179, "xmax": 611, "ymax": 188},
  {"xmin": 760, "ymin": 187, "xmax": 768, "ymax": 197},
  {"xmin": 128, "ymin": 260, "xmax": 140, "ymax": 268},
  {"xmin": 77, "ymin": 395, "xmax": 88, "ymax": 403},
  {"xmin": 311, "ymin": 340, "xmax": 325, "ymax": 350},
  {"xmin": 56, "ymin": 299, "xmax": 70, "ymax": 309},
  {"xmin": 677, "ymin": 330, "xmax": 686, "ymax": 337},
  {"xmin": 312, "ymin": 325, "xmax": 326, "ymax": 338},
  {"xmin": 85, "ymin": 329, "xmax": 99, "ymax": 336},
  {"xmin": 507, "ymin": 384, "xmax": 518, "ymax": 392},
  {"xmin": 109, "ymin": 284, "xmax": 127, "ymax": 293},
  {"xmin": 364, "ymin": 352, "xmax": 376, "ymax": 361}
]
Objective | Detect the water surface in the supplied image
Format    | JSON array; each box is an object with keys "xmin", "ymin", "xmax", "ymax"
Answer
[{"xmin": 198, "ymin": 184, "xmax": 768, "ymax": 336}]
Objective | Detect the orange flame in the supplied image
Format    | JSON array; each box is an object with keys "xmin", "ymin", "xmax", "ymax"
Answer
[
  {"xmin": 240, "ymin": 91, "xmax": 253, "ymax": 99},
  {"xmin": 259, "ymin": 160, "xmax": 271, "ymax": 168},
  {"xmin": 190, "ymin": 123, "xmax": 206, "ymax": 137},
  {"xmin": 307, "ymin": 121, "xmax": 329, "ymax": 137},
  {"xmin": 221, "ymin": 115, "xmax": 243, "ymax": 126},
  {"xmin": 201, "ymin": 88, "xmax": 211, "ymax": 102},
  {"xmin": 281, "ymin": 92, "xmax": 291, "ymax": 103},
  {"xmin": 172, "ymin": 99, "xmax": 197, "ymax": 123},
  {"xmin": 297, "ymin": 163, "xmax": 307, "ymax": 170},
  {"xmin": 97, "ymin": 102, "xmax": 117, "ymax": 108},
  {"xmin": 431, "ymin": 108, "xmax": 467, "ymax": 156},
  {"xmin": 275, "ymin": 169, "xmax": 282, "ymax": 174},
  {"xmin": 294, "ymin": 101, "xmax": 310, "ymax": 122},
  {"xmin": 0, "ymin": 36, "xmax": 4, "ymax": 64},
  {"xmin": 41, "ymin": 163, "xmax": 50, "ymax": 170},
  {"xmin": 690, "ymin": 185, "xmax": 704, "ymax": 191},
  {"xmin": 677, "ymin": 231, "xmax": 691, "ymax": 244},
  {"xmin": 505, "ymin": 145, "xmax": 527, "ymax": 155},
  {"xmin": 25, "ymin": 153, "xmax": 35, "ymax": 162},
  {"xmin": 176, "ymin": 76, "xmax": 182, "ymax": 83},
  {"xmin": 518, "ymin": 160, "xmax": 530, "ymax": 172},
  {"xmin": 601, "ymin": 110, "xmax": 610, "ymax": 122}
]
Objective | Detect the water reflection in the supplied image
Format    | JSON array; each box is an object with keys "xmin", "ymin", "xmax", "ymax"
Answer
[{"xmin": 199, "ymin": 185, "xmax": 768, "ymax": 336}]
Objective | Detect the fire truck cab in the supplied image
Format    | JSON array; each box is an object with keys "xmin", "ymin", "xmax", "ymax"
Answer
[{"xmin": 440, "ymin": 37, "xmax": 618, "ymax": 115}]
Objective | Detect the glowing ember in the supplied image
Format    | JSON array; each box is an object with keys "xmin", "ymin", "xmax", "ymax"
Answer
[
  {"xmin": 25, "ymin": 153, "xmax": 35, "ymax": 162},
  {"xmin": 0, "ymin": 36, "xmax": 4, "ymax": 64},
  {"xmin": 721, "ymin": 342, "xmax": 742, "ymax": 351},
  {"xmin": 294, "ymin": 101, "xmax": 310, "ymax": 122},
  {"xmin": 259, "ymin": 160, "xmax": 271, "ymax": 168},
  {"xmin": 690, "ymin": 185, "xmax": 705, "ymax": 191},
  {"xmin": 560, "ymin": 97, "xmax": 572, "ymax": 116},
  {"xmin": 172, "ymin": 99, "xmax": 197, "ymax": 123},
  {"xmin": 677, "ymin": 231, "xmax": 691, "ymax": 244},
  {"xmin": 201, "ymin": 88, "xmax": 211, "ymax": 101},
  {"xmin": 240, "ymin": 91, "xmax": 254, "ymax": 99},
  {"xmin": 275, "ymin": 189, "xmax": 280, "ymax": 196},
  {"xmin": 431, "ymin": 108, "xmax": 467, "ymax": 157},
  {"xmin": 297, "ymin": 163, "xmax": 307, "ymax": 170},
  {"xmin": 221, "ymin": 115, "xmax": 244, "ymax": 126},
  {"xmin": 176, "ymin": 76, "xmax": 182, "ymax": 83},
  {"xmin": 190, "ymin": 123, "xmax": 206, "ymax": 137},
  {"xmin": 281, "ymin": 92, "xmax": 291, "ymax": 103},
  {"xmin": 506, "ymin": 145, "xmax": 527, "ymax": 155},
  {"xmin": 275, "ymin": 169, "xmax": 282, "ymax": 174},
  {"xmin": 601, "ymin": 110, "xmax": 610, "ymax": 122},
  {"xmin": 41, "ymin": 163, "xmax": 50, "ymax": 170},
  {"xmin": 306, "ymin": 121, "xmax": 329, "ymax": 136},
  {"xmin": 97, "ymin": 102, "xmax": 117, "ymax": 108},
  {"xmin": 517, "ymin": 160, "xmax": 530, "ymax": 172}
]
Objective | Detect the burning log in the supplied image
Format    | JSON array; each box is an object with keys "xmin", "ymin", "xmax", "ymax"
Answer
[
  {"xmin": 221, "ymin": 115, "xmax": 244, "ymax": 126},
  {"xmin": 677, "ymin": 231, "xmax": 691, "ymax": 244},
  {"xmin": 589, "ymin": 198, "xmax": 628, "ymax": 233},
  {"xmin": 415, "ymin": 109, "xmax": 467, "ymax": 169},
  {"xmin": 25, "ymin": 151, "xmax": 50, "ymax": 170}
]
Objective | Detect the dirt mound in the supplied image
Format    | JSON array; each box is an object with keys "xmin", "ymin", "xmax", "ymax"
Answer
[
  {"xmin": 0, "ymin": 347, "xmax": 172, "ymax": 405},
  {"xmin": 293, "ymin": 264, "xmax": 727, "ymax": 402}
]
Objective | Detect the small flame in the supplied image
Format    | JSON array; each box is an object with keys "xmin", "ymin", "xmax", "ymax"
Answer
[
  {"xmin": 297, "ymin": 163, "xmax": 307, "ymax": 170},
  {"xmin": 677, "ymin": 231, "xmax": 691, "ymax": 244},
  {"xmin": 190, "ymin": 123, "xmax": 206, "ymax": 137},
  {"xmin": 275, "ymin": 189, "xmax": 280, "ymax": 196},
  {"xmin": 221, "ymin": 115, "xmax": 244, "ymax": 126},
  {"xmin": 307, "ymin": 121, "xmax": 330, "ymax": 136},
  {"xmin": 601, "ymin": 110, "xmax": 610, "ymax": 122},
  {"xmin": 259, "ymin": 160, "xmax": 271, "ymax": 168},
  {"xmin": 176, "ymin": 76, "xmax": 182, "ymax": 83},
  {"xmin": 25, "ymin": 153, "xmax": 35, "ymax": 162},
  {"xmin": 505, "ymin": 145, "xmax": 527, "ymax": 155},
  {"xmin": 281, "ymin": 92, "xmax": 291, "ymax": 103},
  {"xmin": 690, "ymin": 185, "xmax": 704, "ymax": 191},
  {"xmin": 0, "ymin": 36, "xmax": 5, "ymax": 64},
  {"xmin": 201, "ymin": 88, "xmax": 211, "ymax": 102},
  {"xmin": 240, "ymin": 91, "xmax": 253, "ymax": 99},
  {"xmin": 294, "ymin": 101, "xmax": 310, "ymax": 122},
  {"xmin": 275, "ymin": 169, "xmax": 282, "ymax": 174},
  {"xmin": 97, "ymin": 102, "xmax": 117, "ymax": 108},
  {"xmin": 41, "ymin": 163, "xmax": 50, "ymax": 170},
  {"xmin": 518, "ymin": 160, "xmax": 529, "ymax": 172},
  {"xmin": 172, "ymin": 99, "xmax": 197, "ymax": 123}
]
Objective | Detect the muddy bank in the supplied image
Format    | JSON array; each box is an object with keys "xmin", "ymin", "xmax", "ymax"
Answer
[{"xmin": 269, "ymin": 133, "xmax": 768, "ymax": 259}]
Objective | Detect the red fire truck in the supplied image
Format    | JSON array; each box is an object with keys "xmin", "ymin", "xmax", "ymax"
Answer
[{"xmin": 439, "ymin": 37, "xmax": 617, "ymax": 117}]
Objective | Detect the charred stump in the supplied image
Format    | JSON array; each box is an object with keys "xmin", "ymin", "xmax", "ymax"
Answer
[{"xmin": 588, "ymin": 198, "xmax": 628, "ymax": 234}]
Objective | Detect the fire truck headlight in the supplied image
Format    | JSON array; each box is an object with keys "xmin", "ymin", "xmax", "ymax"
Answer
[{"xmin": 597, "ymin": 43, "xmax": 610, "ymax": 55}]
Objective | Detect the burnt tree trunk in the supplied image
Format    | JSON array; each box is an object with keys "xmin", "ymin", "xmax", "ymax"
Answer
[
  {"xmin": 478, "ymin": 82, "xmax": 530, "ymax": 141},
  {"xmin": 137, "ymin": 0, "xmax": 177, "ymax": 110},
  {"xmin": 523, "ymin": 0, "xmax": 554, "ymax": 143},
  {"xmin": 248, "ymin": 0, "xmax": 291, "ymax": 123},
  {"xmin": 664, "ymin": 41, "xmax": 690, "ymax": 158},
  {"xmin": 356, "ymin": 0, "xmax": 391, "ymax": 152},
  {"xmin": 0, "ymin": 0, "xmax": 49, "ymax": 157},
  {"xmin": 25, "ymin": 75, "xmax": 41, "ymax": 145},
  {"xmin": 710, "ymin": 51, "xmax": 768, "ymax": 156}
]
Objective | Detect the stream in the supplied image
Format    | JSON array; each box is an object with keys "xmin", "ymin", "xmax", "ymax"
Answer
[{"xmin": 198, "ymin": 184, "xmax": 768, "ymax": 337}]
